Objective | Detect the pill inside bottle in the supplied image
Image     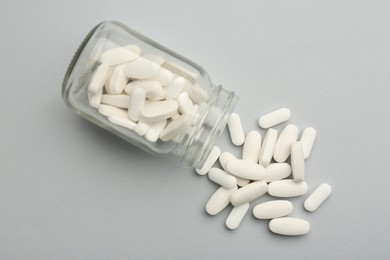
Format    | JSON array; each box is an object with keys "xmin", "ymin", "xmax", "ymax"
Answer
[{"xmin": 62, "ymin": 21, "xmax": 238, "ymax": 167}]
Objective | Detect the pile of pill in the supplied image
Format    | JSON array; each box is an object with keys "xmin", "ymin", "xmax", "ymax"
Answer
[
  {"xmin": 196, "ymin": 108, "xmax": 332, "ymax": 236},
  {"xmin": 87, "ymin": 40, "xmax": 208, "ymax": 142}
]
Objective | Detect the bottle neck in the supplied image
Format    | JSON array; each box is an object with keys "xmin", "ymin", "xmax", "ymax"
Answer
[{"xmin": 174, "ymin": 85, "xmax": 238, "ymax": 167}]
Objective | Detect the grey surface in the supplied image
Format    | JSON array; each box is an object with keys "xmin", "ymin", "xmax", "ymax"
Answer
[{"xmin": 1, "ymin": 1, "xmax": 389, "ymax": 259}]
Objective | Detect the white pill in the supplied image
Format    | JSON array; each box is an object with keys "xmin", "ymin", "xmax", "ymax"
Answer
[
  {"xmin": 242, "ymin": 131, "xmax": 262, "ymax": 163},
  {"xmin": 206, "ymin": 186, "xmax": 238, "ymax": 215},
  {"xmin": 155, "ymin": 68, "xmax": 174, "ymax": 86},
  {"xmin": 268, "ymin": 180, "xmax": 308, "ymax": 197},
  {"xmin": 100, "ymin": 44, "xmax": 140, "ymax": 66},
  {"xmin": 88, "ymin": 64, "xmax": 110, "ymax": 94},
  {"xmin": 187, "ymin": 84, "xmax": 209, "ymax": 104},
  {"xmin": 145, "ymin": 120, "xmax": 167, "ymax": 142},
  {"xmin": 253, "ymin": 200, "xmax": 293, "ymax": 219},
  {"xmin": 101, "ymin": 94, "xmax": 129, "ymax": 109},
  {"xmin": 195, "ymin": 146, "xmax": 221, "ymax": 175},
  {"xmin": 269, "ymin": 217, "xmax": 310, "ymax": 236},
  {"xmin": 159, "ymin": 114, "xmax": 192, "ymax": 142},
  {"xmin": 273, "ymin": 124, "xmax": 299, "ymax": 163},
  {"xmin": 304, "ymin": 183, "xmax": 332, "ymax": 212},
  {"xmin": 291, "ymin": 142, "xmax": 305, "ymax": 182},
  {"xmin": 134, "ymin": 122, "xmax": 149, "ymax": 136},
  {"xmin": 162, "ymin": 61, "xmax": 198, "ymax": 84},
  {"xmin": 226, "ymin": 203, "xmax": 249, "ymax": 230},
  {"xmin": 230, "ymin": 181, "xmax": 268, "ymax": 206},
  {"xmin": 125, "ymin": 80, "xmax": 164, "ymax": 101},
  {"xmin": 98, "ymin": 104, "xmax": 128, "ymax": 119},
  {"xmin": 219, "ymin": 152, "xmax": 250, "ymax": 187},
  {"xmin": 108, "ymin": 65, "xmax": 128, "ymax": 94},
  {"xmin": 177, "ymin": 92, "xmax": 196, "ymax": 115},
  {"xmin": 165, "ymin": 77, "xmax": 186, "ymax": 99},
  {"xmin": 227, "ymin": 113, "xmax": 245, "ymax": 146},
  {"xmin": 258, "ymin": 108, "xmax": 291, "ymax": 129},
  {"xmin": 300, "ymin": 127, "xmax": 317, "ymax": 159},
  {"xmin": 258, "ymin": 128, "xmax": 278, "ymax": 167},
  {"xmin": 128, "ymin": 87, "xmax": 146, "ymax": 121},
  {"xmin": 124, "ymin": 57, "xmax": 161, "ymax": 79},
  {"xmin": 108, "ymin": 115, "xmax": 137, "ymax": 130},
  {"xmin": 226, "ymin": 159, "xmax": 266, "ymax": 180},
  {"xmin": 208, "ymin": 168, "xmax": 237, "ymax": 189},
  {"xmin": 264, "ymin": 163, "xmax": 291, "ymax": 183},
  {"xmin": 104, "ymin": 67, "xmax": 113, "ymax": 94},
  {"xmin": 88, "ymin": 91, "xmax": 103, "ymax": 109},
  {"xmin": 142, "ymin": 54, "xmax": 165, "ymax": 65},
  {"xmin": 140, "ymin": 100, "xmax": 178, "ymax": 123}
]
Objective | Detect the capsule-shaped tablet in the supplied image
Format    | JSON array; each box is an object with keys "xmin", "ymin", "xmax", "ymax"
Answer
[
  {"xmin": 108, "ymin": 115, "xmax": 137, "ymax": 130},
  {"xmin": 219, "ymin": 152, "xmax": 250, "ymax": 187},
  {"xmin": 108, "ymin": 65, "xmax": 129, "ymax": 94},
  {"xmin": 258, "ymin": 108, "xmax": 291, "ymax": 129},
  {"xmin": 195, "ymin": 146, "xmax": 221, "ymax": 175},
  {"xmin": 155, "ymin": 68, "xmax": 174, "ymax": 86},
  {"xmin": 177, "ymin": 92, "xmax": 197, "ymax": 116},
  {"xmin": 159, "ymin": 114, "xmax": 191, "ymax": 142},
  {"xmin": 264, "ymin": 163, "xmax": 291, "ymax": 183},
  {"xmin": 273, "ymin": 124, "xmax": 299, "ymax": 163},
  {"xmin": 226, "ymin": 203, "xmax": 249, "ymax": 230},
  {"xmin": 242, "ymin": 131, "xmax": 262, "ymax": 163},
  {"xmin": 124, "ymin": 56, "xmax": 161, "ymax": 79},
  {"xmin": 98, "ymin": 104, "xmax": 128, "ymax": 119},
  {"xmin": 230, "ymin": 181, "xmax": 268, "ymax": 206},
  {"xmin": 187, "ymin": 84, "xmax": 208, "ymax": 104},
  {"xmin": 226, "ymin": 159, "xmax": 266, "ymax": 180},
  {"xmin": 304, "ymin": 183, "xmax": 332, "ymax": 212},
  {"xmin": 208, "ymin": 168, "xmax": 237, "ymax": 189},
  {"xmin": 253, "ymin": 200, "xmax": 293, "ymax": 219},
  {"xmin": 88, "ymin": 64, "xmax": 110, "ymax": 94},
  {"xmin": 227, "ymin": 113, "xmax": 245, "ymax": 146},
  {"xmin": 134, "ymin": 122, "xmax": 149, "ymax": 136},
  {"xmin": 140, "ymin": 100, "xmax": 178, "ymax": 123},
  {"xmin": 145, "ymin": 120, "xmax": 167, "ymax": 142},
  {"xmin": 101, "ymin": 94, "xmax": 129, "ymax": 109},
  {"xmin": 125, "ymin": 80, "xmax": 164, "ymax": 101},
  {"xmin": 165, "ymin": 77, "xmax": 186, "ymax": 99},
  {"xmin": 128, "ymin": 87, "xmax": 146, "ymax": 122},
  {"xmin": 88, "ymin": 91, "xmax": 103, "ymax": 109},
  {"xmin": 269, "ymin": 217, "xmax": 310, "ymax": 236},
  {"xmin": 300, "ymin": 127, "xmax": 317, "ymax": 159},
  {"xmin": 268, "ymin": 180, "xmax": 308, "ymax": 197},
  {"xmin": 291, "ymin": 142, "xmax": 305, "ymax": 182},
  {"xmin": 100, "ymin": 44, "xmax": 140, "ymax": 66},
  {"xmin": 258, "ymin": 128, "xmax": 278, "ymax": 167},
  {"xmin": 206, "ymin": 186, "xmax": 238, "ymax": 215}
]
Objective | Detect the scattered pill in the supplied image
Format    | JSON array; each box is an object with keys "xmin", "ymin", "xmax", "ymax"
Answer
[
  {"xmin": 226, "ymin": 203, "xmax": 249, "ymax": 230},
  {"xmin": 230, "ymin": 181, "xmax": 268, "ymax": 206},
  {"xmin": 227, "ymin": 113, "xmax": 245, "ymax": 146},
  {"xmin": 226, "ymin": 159, "xmax": 266, "ymax": 180},
  {"xmin": 291, "ymin": 142, "xmax": 305, "ymax": 183},
  {"xmin": 300, "ymin": 127, "xmax": 317, "ymax": 159},
  {"xmin": 253, "ymin": 200, "xmax": 293, "ymax": 219},
  {"xmin": 258, "ymin": 128, "xmax": 278, "ymax": 167},
  {"xmin": 304, "ymin": 183, "xmax": 332, "ymax": 212},
  {"xmin": 208, "ymin": 168, "xmax": 237, "ymax": 189},
  {"xmin": 100, "ymin": 44, "xmax": 140, "ymax": 66},
  {"xmin": 264, "ymin": 163, "xmax": 291, "ymax": 183},
  {"xmin": 269, "ymin": 217, "xmax": 310, "ymax": 236},
  {"xmin": 258, "ymin": 108, "xmax": 291, "ymax": 129},
  {"xmin": 242, "ymin": 131, "xmax": 261, "ymax": 163},
  {"xmin": 206, "ymin": 186, "xmax": 238, "ymax": 215},
  {"xmin": 128, "ymin": 87, "xmax": 146, "ymax": 122},
  {"xmin": 273, "ymin": 124, "xmax": 299, "ymax": 163},
  {"xmin": 195, "ymin": 146, "xmax": 221, "ymax": 175},
  {"xmin": 219, "ymin": 152, "xmax": 251, "ymax": 186},
  {"xmin": 124, "ymin": 56, "xmax": 161, "ymax": 79},
  {"xmin": 268, "ymin": 180, "xmax": 308, "ymax": 198},
  {"xmin": 101, "ymin": 94, "xmax": 129, "ymax": 109}
]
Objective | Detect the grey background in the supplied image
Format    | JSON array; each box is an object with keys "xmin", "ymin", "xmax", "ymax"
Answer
[{"xmin": 1, "ymin": 0, "xmax": 389, "ymax": 259}]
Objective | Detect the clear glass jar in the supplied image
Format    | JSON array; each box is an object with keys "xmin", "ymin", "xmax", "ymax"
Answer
[{"xmin": 62, "ymin": 21, "xmax": 238, "ymax": 167}]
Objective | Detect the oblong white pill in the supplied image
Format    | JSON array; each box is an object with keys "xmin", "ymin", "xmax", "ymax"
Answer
[
  {"xmin": 226, "ymin": 203, "xmax": 249, "ymax": 230},
  {"xmin": 258, "ymin": 108, "xmax": 291, "ymax": 129},
  {"xmin": 162, "ymin": 61, "xmax": 198, "ymax": 84},
  {"xmin": 125, "ymin": 80, "xmax": 164, "ymax": 100},
  {"xmin": 128, "ymin": 87, "xmax": 146, "ymax": 122},
  {"xmin": 98, "ymin": 104, "xmax": 128, "ymax": 119},
  {"xmin": 155, "ymin": 68, "xmax": 174, "ymax": 86},
  {"xmin": 100, "ymin": 44, "xmax": 140, "ymax": 66},
  {"xmin": 219, "ymin": 152, "xmax": 250, "ymax": 186},
  {"xmin": 177, "ymin": 92, "xmax": 196, "ymax": 115},
  {"xmin": 304, "ymin": 183, "xmax": 332, "ymax": 212},
  {"xmin": 195, "ymin": 146, "xmax": 221, "ymax": 175},
  {"xmin": 159, "ymin": 114, "xmax": 191, "ymax": 142},
  {"xmin": 165, "ymin": 77, "xmax": 186, "ymax": 99},
  {"xmin": 88, "ymin": 64, "xmax": 110, "ymax": 94},
  {"xmin": 300, "ymin": 127, "xmax": 317, "ymax": 159},
  {"xmin": 230, "ymin": 181, "xmax": 268, "ymax": 206},
  {"xmin": 258, "ymin": 128, "xmax": 278, "ymax": 167},
  {"xmin": 124, "ymin": 57, "xmax": 161, "ymax": 79},
  {"xmin": 187, "ymin": 84, "xmax": 209, "ymax": 104},
  {"xmin": 291, "ymin": 142, "xmax": 305, "ymax": 182},
  {"xmin": 226, "ymin": 159, "xmax": 266, "ymax": 180},
  {"xmin": 101, "ymin": 94, "xmax": 129, "ymax": 109},
  {"xmin": 268, "ymin": 180, "xmax": 308, "ymax": 197},
  {"xmin": 208, "ymin": 168, "xmax": 237, "ymax": 189},
  {"xmin": 108, "ymin": 115, "xmax": 137, "ymax": 130},
  {"xmin": 273, "ymin": 124, "xmax": 299, "ymax": 163},
  {"xmin": 88, "ymin": 91, "xmax": 103, "ymax": 109},
  {"xmin": 227, "ymin": 113, "xmax": 245, "ymax": 146},
  {"xmin": 269, "ymin": 217, "xmax": 310, "ymax": 236},
  {"xmin": 108, "ymin": 65, "xmax": 128, "ymax": 94},
  {"xmin": 140, "ymin": 100, "xmax": 178, "ymax": 123},
  {"xmin": 253, "ymin": 200, "xmax": 293, "ymax": 219},
  {"xmin": 264, "ymin": 163, "xmax": 291, "ymax": 183},
  {"xmin": 145, "ymin": 120, "xmax": 167, "ymax": 142},
  {"xmin": 134, "ymin": 122, "xmax": 149, "ymax": 136},
  {"xmin": 206, "ymin": 186, "xmax": 238, "ymax": 215},
  {"xmin": 242, "ymin": 131, "xmax": 262, "ymax": 163}
]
